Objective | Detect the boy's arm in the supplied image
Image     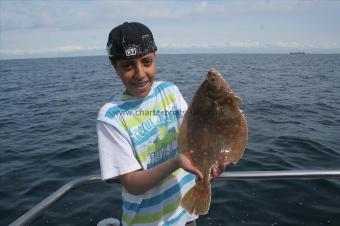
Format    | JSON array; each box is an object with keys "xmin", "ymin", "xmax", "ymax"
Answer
[
  {"xmin": 119, "ymin": 154, "xmax": 203, "ymax": 195},
  {"xmin": 98, "ymin": 120, "xmax": 201, "ymax": 194}
]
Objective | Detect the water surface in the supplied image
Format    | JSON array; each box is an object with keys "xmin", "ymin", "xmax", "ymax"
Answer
[{"xmin": 1, "ymin": 54, "xmax": 339, "ymax": 226}]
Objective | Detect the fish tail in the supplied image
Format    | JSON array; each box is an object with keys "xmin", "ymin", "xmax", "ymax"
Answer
[{"xmin": 180, "ymin": 182, "xmax": 211, "ymax": 215}]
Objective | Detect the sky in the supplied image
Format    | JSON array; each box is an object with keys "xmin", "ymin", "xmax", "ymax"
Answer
[{"xmin": 1, "ymin": 0, "xmax": 340, "ymax": 59}]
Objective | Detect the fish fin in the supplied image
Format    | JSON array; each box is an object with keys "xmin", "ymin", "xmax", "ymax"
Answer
[
  {"xmin": 234, "ymin": 95, "xmax": 241, "ymax": 107},
  {"xmin": 178, "ymin": 113, "xmax": 188, "ymax": 151},
  {"xmin": 181, "ymin": 182, "xmax": 211, "ymax": 215},
  {"xmin": 228, "ymin": 113, "xmax": 248, "ymax": 163}
]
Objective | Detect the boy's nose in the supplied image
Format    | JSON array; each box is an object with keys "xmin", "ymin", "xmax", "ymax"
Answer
[{"xmin": 135, "ymin": 62, "xmax": 146, "ymax": 79}]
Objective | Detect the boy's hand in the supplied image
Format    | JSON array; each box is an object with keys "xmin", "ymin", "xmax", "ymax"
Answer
[
  {"xmin": 176, "ymin": 154, "xmax": 230, "ymax": 181},
  {"xmin": 210, "ymin": 160, "xmax": 231, "ymax": 181},
  {"xmin": 176, "ymin": 154, "xmax": 203, "ymax": 180}
]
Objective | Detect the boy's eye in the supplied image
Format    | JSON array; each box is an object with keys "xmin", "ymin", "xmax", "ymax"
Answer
[
  {"xmin": 143, "ymin": 58, "xmax": 153, "ymax": 66},
  {"xmin": 122, "ymin": 63, "xmax": 132, "ymax": 69}
]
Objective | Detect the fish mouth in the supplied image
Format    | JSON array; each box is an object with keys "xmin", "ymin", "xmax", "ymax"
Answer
[{"xmin": 207, "ymin": 68, "xmax": 223, "ymax": 81}]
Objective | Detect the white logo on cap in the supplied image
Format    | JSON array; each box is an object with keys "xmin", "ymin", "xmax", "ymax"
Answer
[
  {"xmin": 125, "ymin": 47, "xmax": 137, "ymax": 56},
  {"xmin": 122, "ymin": 37, "xmax": 137, "ymax": 57}
]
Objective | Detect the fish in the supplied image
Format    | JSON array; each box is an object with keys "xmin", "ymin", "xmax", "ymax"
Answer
[{"xmin": 178, "ymin": 68, "xmax": 248, "ymax": 215}]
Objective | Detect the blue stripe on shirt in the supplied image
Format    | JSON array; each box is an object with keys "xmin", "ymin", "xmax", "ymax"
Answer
[
  {"xmin": 123, "ymin": 173, "xmax": 195, "ymax": 212},
  {"xmin": 164, "ymin": 210, "xmax": 187, "ymax": 226}
]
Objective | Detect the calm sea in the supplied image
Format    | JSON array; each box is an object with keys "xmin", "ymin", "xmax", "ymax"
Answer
[{"xmin": 1, "ymin": 54, "xmax": 340, "ymax": 226}]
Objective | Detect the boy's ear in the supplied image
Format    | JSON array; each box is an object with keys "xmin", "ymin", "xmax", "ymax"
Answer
[{"xmin": 110, "ymin": 59, "xmax": 117, "ymax": 68}]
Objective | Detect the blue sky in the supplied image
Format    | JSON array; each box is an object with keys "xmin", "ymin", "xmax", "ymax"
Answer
[{"xmin": 1, "ymin": 0, "xmax": 340, "ymax": 59}]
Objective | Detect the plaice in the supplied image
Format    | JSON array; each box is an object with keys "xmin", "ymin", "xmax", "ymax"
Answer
[{"xmin": 178, "ymin": 68, "xmax": 248, "ymax": 215}]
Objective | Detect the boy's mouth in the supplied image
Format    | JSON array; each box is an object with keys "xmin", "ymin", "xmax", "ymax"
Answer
[
  {"xmin": 134, "ymin": 81, "xmax": 148, "ymax": 87},
  {"xmin": 132, "ymin": 80, "xmax": 150, "ymax": 93}
]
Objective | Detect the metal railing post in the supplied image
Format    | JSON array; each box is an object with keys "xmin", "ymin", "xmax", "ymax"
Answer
[
  {"xmin": 217, "ymin": 169, "xmax": 340, "ymax": 180},
  {"xmin": 9, "ymin": 175, "xmax": 105, "ymax": 226},
  {"xmin": 10, "ymin": 170, "xmax": 340, "ymax": 226}
]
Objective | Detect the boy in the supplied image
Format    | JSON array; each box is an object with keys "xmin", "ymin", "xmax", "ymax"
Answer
[{"xmin": 97, "ymin": 22, "xmax": 226, "ymax": 226}]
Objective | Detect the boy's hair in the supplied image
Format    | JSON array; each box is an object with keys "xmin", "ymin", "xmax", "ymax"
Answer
[{"xmin": 106, "ymin": 22, "xmax": 157, "ymax": 61}]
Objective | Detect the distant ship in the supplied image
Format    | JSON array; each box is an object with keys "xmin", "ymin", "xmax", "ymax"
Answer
[{"xmin": 289, "ymin": 52, "xmax": 306, "ymax": 55}]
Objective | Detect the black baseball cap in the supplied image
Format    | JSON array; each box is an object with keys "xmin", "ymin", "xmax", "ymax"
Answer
[{"xmin": 106, "ymin": 22, "xmax": 157, "ymax": 61}]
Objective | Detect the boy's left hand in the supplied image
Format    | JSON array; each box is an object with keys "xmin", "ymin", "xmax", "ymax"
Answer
[{"xmin": 210, "ymin": 160, "xmax": 230, "ymax": 180}]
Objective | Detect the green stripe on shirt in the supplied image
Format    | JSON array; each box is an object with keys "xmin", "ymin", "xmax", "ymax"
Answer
[{"xmin": 122, "ymin": 198, "xmax": 181, "ymax": 226}]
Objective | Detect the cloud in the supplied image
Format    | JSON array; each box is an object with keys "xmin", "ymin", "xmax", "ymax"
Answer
[
  {"xmin": 1, "ymin": 0, "xmax": 339, "ymax": 59},
  {"xmin": 1, "ymin": 40, "xmax": 339, "ymax": 59},
  {"xmin": 0, "ymin": 45, "xmax": 102, "ymax": 56},
  {"xmin": 228, "ymin": 41, "xmax": 263, "ymax": 48},
  {"xmin": 269, "ymin": 41, "xmax": 340, "ymax": 49},
  {"xmin": 159, "ymin": 41, "xmax": 340, "ymax": 50},
  {"xmin": 2, "ymin": 1, "xmax": 335, "ymax": 32},
  {"xmin": 1, "ymin": 1, "xmax": 176, "ymax": 31},
  {"xmin": 159, "ymin": 41, "xmax": 263, "ymax": 49}
]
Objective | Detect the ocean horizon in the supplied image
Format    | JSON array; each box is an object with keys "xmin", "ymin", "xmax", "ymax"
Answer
[{"xmin": 1, "ymin": 52, "xmax": 340, "ymax": 61}]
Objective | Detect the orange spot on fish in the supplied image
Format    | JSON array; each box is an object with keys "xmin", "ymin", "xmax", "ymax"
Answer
[{"xmin": 203, "ymin": 151, "xmax": 209, "ymax": 156}]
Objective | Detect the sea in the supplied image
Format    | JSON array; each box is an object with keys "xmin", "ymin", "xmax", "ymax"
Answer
[{"xmin": 1, "ymin": 54, "xmax": 340, "ymax": 226}]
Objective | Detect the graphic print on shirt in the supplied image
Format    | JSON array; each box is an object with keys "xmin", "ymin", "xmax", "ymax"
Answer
[
  {"xmin": 126, "ymin": 104, "xmax": 180, "ymax": 169},
  {"xmin": 148, "ymin": 126, "xmax": 179, "ymax": 168}
]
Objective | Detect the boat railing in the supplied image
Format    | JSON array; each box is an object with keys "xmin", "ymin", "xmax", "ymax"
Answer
[{"xmin": 10, "ymin": 170, "xmax": 340, "ymax": 226}]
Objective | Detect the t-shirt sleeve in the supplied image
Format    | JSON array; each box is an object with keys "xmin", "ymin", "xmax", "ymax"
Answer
[{"xmin": 97, "ymin": 121, "xmax": 142, "ymax": 180}]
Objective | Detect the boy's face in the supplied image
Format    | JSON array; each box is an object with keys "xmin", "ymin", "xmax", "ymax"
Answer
[{"xmin": 113, "ymin": 52, "xmax": 157, "ymax": 98}]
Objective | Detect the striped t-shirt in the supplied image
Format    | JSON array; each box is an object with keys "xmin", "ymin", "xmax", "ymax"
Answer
[{"xmin": 97, "ymin": 81, "xmax": 197, "ymax": 226}]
